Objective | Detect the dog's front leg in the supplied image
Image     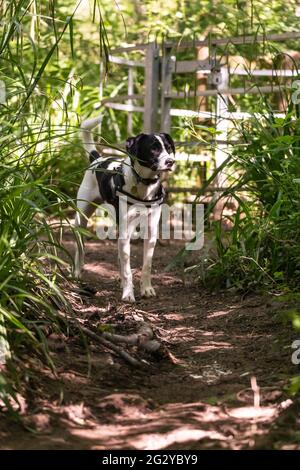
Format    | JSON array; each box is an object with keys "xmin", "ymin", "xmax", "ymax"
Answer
[
  {"xmin": 118, "ymin": 206, "xmax": 137, "ymax": 303},
  {"xmin": 118, "ymin": 237, "xmax": 135, "ymax": 303},
  {"xmin": 140, "ymin": 207, "xmax": 161, "ymax": 298}
]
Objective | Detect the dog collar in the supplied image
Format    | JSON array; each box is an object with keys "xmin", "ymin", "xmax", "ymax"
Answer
[{"xmin": 131, "ymin": 165, "xmax": 159, "ymax": 186}]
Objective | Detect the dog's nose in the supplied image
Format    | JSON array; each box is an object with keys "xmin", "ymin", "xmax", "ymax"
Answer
[{"xmin": 166, "ymin": 158, "xmax": 175, "ymax": 167}]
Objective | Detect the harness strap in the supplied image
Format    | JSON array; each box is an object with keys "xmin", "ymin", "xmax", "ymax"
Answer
[
  {"xmin": 91, "ymin": 158, "xmax": 165, "ymax": 207},
  {"xmin": 116, "ymin": 188, "xmax": 165, "ymax": 207}
]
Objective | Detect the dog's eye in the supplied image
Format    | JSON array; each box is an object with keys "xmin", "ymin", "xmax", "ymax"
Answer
[{"xmin": 151, "ymin": 142, "xmax": 161, "ymax": 151}]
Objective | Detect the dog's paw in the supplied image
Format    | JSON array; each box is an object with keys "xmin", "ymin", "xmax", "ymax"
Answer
[
  {"xmin": 122, "ymin": 290, "xmax": 136, "ymax": 303},
  {"xmin": 73, "ymin": 270, "xmax": 82, "ymax": 280},
  {"xmin": 141, "ymin": 285, "xmax": 156, "ymax": 298}
]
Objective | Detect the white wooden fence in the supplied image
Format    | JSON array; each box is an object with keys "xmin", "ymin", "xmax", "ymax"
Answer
[{"xmin": 99, "ymin": 32, "xmax": 300, "ymax": 194}]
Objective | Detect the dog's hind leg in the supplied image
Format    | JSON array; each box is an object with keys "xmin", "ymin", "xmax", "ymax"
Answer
[
  {"xmin": 74, "ymin": 171, "xmax": 100, "ymax": 278},
  {"xmin": 74, "ymin": 201, "xmax": 96, "ymax": 279}
]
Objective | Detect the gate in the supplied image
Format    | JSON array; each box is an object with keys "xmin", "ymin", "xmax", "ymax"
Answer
[{"xmin": 99, "ymin": 32, "xmax": 300, "ymax": 204}]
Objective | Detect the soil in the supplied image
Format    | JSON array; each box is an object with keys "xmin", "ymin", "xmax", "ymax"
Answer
[{"xmin": 0, "ymin": 237, "xmax": 300, "ymax": 450}]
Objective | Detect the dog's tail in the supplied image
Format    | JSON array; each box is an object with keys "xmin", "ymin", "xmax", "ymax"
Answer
[{"xmin": 80, "ymin": 115, "xmax": 102, "ymax": 162}]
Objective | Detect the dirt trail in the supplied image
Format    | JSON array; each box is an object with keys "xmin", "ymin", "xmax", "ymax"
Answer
[{"xmin": 0, "ymin": 239, "xmax": 299, "ymax": 450}]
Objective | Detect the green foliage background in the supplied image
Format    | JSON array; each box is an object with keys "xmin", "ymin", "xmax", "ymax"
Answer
[{"xmin": 2, "ymin": 0, "xmax": 300, "ymax": 195}]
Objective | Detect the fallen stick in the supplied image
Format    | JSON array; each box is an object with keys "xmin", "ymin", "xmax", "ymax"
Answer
[
  {"xmin": 79, "ymin": 324, "xmax": 143, "ymax": 368},
  {"xmin": 57, "ymin": 311, "xmax": 143, "ymax": 368},
  {"xmin": 102, "ymin": 323, "xmax": 162, "ymax": 353},
  {"xmin": 102, "ymin": 323, "xmax": 153, "ymax": 344}
]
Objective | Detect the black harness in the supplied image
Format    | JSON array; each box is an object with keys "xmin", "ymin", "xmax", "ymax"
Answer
[{"xmin": 89, "ymin": 151, "xmax": 165, "ymax": 212}]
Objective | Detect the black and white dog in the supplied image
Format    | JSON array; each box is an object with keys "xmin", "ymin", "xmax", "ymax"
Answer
[{"xmin": 74, "ymin": 115, "xmax": 175, "ymax": 303}]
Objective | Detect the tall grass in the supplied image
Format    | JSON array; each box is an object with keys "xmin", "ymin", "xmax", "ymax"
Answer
[
  {"xmin": 0, "ymin": 0, "xmax": 109, "ymax": 409},
  {"xmin": 197, "ymin": 96, "xmax": 300, "ymax": 291}
]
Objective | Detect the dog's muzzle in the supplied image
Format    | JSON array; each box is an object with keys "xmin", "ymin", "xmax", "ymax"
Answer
[{"xmin": 165, "ymin": 158, "xmax": 175, "ymax": 169}]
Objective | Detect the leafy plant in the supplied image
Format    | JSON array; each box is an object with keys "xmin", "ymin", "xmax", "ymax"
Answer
[
  {"xmin": 0, "ymin": 0, "xmax": 109, "ymax": 409},
  {"xmin": 181, "ymin": 94, "xmax": 300, "ymax": 291}
]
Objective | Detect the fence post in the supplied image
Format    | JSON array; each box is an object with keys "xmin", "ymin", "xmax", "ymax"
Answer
[
  {"xmin": 213, "ymin": 67, "xmax": 229, "ymax": 220},
  {"xmin": 160, "ymin": 45, "xmax": 173, "ymax": 133},
  {"xmin": 127, "ymin": 67, "xmax": 134, "ymax": 135},
  {"xmin": 144, "ymin": 43, "xmax": 160, "ymax": 133}
]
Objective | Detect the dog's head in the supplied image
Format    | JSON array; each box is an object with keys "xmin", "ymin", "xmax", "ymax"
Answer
[{"xmin": 126, "ymin": 133, "xmax": 175, "ymax": 172}]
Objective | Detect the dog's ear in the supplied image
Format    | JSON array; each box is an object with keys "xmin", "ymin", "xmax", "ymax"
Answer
[
  {"xmin": 159, "ymin": 133, "xmax": 175, "ymax": 154},
  {"xmin": 126, "ymin": 137, "xmax": 136, "ymax": 155},
  {"xmin": 126, "ymin": 134, "xmax": 145, "ymax": 157}
]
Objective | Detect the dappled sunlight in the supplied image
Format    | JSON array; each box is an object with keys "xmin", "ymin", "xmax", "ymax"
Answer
[
  {"xmin": 67, "ymin": 399, "xmax": 231, "ymax": 449},
  {"xmin": 83, "ymin": 262, "xmax": 118, "ymax": 277},
  {"xmin": 162, "ymin": 402, "xmax": 228, "ymax": 423},
  {"xmin": 164, "ymin": 312, "xmax": 196, "ymax": 322},
  {"xmin": 207, "ymin": 309, "xmax": 231, "ymax": 318},
  {"xmin": 227, "ymin": 406, "xmax": 278, "ymax": 421},
  {"xmin": 200, "ymin": 330, "xmax": 225, "ymax": 337},
  {"xmin": 189, "ymin": 362, "xmax": 233, "ymax": 384},
  {"xmin": 58, "ymin": 397, "xmax": 281, "ymax": 450},
  {"xmin": 153, "ymin": 274, "xmax": 183, "ymax": 286},
  {"xmin": 131, "ymin": 427, "xmax": 227, "ymax": 450},
  {"xmin": 192, "ymin": 341, "xmax": 234, "ymax": 353}
]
